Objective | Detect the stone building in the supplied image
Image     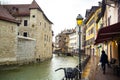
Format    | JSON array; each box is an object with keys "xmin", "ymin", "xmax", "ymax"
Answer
[
  {"xmin": 0, "ymin": 5, "xmax": 19, "ymax": 64},
  {"xmin": 0, "ymin": 0, "xmax": 53, "ymax": 65},
  {"xmin": 55, "ymin": 29, "xmax": 74, "ymax": 54},
  {"xmin": 56, "ymin": 32, "xmax": 69, "ymax": 54}
]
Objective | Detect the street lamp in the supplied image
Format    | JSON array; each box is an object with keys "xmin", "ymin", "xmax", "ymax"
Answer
[{"xmin": 76, "ymin": 14, "xmax": 83, "ymax": 79}]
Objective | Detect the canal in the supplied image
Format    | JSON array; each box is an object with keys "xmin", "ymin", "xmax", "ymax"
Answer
[{"xmin": 0, "ymin": 54, "xmax": 78, "ymax": 80}]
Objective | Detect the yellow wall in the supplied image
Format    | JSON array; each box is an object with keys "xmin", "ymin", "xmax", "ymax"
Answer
[
  {"xmin": 86, "ymin": 24, "xmax": 95, "ymax": 40},
  {"xmin": 85, "ymin": 7, "xmax": 101, "ymax": 56},
  {"xmin": 86, "ymin": 8, "xmax": 101, "ymax": 41},
  {"xmin": 107, "ymin": 41, "xmax": 118, "ymax": 61}
]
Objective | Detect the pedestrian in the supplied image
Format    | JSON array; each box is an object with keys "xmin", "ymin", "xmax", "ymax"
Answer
[{"xmin": 100, "ymin": 50, "xmax": 108, "ymax": 74}]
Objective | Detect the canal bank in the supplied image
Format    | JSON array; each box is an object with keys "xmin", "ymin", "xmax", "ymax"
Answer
[{"xmin": 0, "ymin": 54, "xmax": 78, "ymax": 80}]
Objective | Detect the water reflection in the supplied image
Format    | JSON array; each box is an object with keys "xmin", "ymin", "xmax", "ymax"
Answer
[{"xmin": 0, "ymin": 54, "xmax": 78, "ymax": 80}]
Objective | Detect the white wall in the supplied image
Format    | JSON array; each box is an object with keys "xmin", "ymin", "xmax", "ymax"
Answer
[
  {"xmin": 107, "ymin": 4, "xmax": 118, "ymax": 25},
  {"xmin": 17, "ymin": 36, "xmax": 36, "ymax": 63}
]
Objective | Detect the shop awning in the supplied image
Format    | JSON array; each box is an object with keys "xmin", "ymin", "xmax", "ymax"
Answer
[{"xmin": 95, "ymin": 22, "xmax": 120, "ymax": 45}]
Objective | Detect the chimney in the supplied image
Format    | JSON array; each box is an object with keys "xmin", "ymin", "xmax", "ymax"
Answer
[{"xmin": 98, "ymin": 2, "xmax": 102, "ymax": 7}]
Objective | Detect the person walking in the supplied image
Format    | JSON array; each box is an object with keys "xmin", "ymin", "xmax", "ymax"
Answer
[{"xmin": 100, "ymin": 50, "xmax": 108, "ymax": 74}]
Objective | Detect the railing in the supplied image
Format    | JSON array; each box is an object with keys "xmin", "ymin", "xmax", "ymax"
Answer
[
  {"xmin": 81, "ymin": 55, "xmax": 90, "ymax": 70},
  {"xmin": 55, "ymin": 55, "xmax": 91, "ymax": 80},
  {"xmin": 75, "ymin": 55, "xmax": 91, "ymax": 80}
]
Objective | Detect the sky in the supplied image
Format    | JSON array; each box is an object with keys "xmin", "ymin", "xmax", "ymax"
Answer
[{"xmin": 0, "ymin": 0, "xmax": 102, "ymax": 41}]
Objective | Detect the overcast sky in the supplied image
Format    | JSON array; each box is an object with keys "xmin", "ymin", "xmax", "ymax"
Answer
[{"xmin": 0, "ymin": 0, "xmax": 101, "ymax": 41}]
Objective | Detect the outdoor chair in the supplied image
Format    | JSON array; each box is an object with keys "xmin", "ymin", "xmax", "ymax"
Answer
[
  {"xmin": 109, "ymin": 58, "xmax": 116, "ymax": 68},
  {"xmin": 110, "ymin": 58, "xmax": 116, "ymax": 64},
  {"xmin": 109, "ymin": 58, "xmax": 120, "ymax": 76}
]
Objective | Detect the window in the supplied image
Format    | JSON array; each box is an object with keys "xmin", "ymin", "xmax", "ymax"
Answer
[
  {"xmin": 91, "ymin": 28, "xmax": 94, "ymax": 34},
  {"xmin": 119, "ymin": 5, "xmax": 120, "ymax": 22},
  {"xmin": 11, "ymin": 26, "xmax": 14, "ymax": 32},
  {"xmin": 24, "ymin": 20, "xmax": 28, "ymax": 26},
  {"xmin": 32, "ymin": 15, "xmax": 35, "ymax": 18},
  {"xmin": 47, "ymin": 35, "xmax": 48, "ymax": 41},
  {"xmin": 108, "ymin": 16, "xmax": 111, "ymax": 26},
  {"xmin": 64, "ymin": 38, "xmax": 66, "ymax": 41},
  {"xmin": 18, "ymin": 32, "xmax": 19, "ymax": 35},
  {"xmin": 49, "ymin": 26, "xmax": 51, "ymax": 31},
  {"xmin": 44, "ymin": 34, "xmax": 46, "ymax": 41},
  {"xmin": 23, "ymin": 32, "xmax": 27, "ymax": 37},
  {"xmin": 88, "ymin": 18, "xmax": 94, "ymax": 27},
  {"xmin": 44, "ymin": 43, "xmax": 46, "ymax": 47},
  {"xmin": 59, "ymin": 40, "xmax": 61, "ymax": 42},
  {"xmin": 17, "ymin": 23, "xmax": 20, "ymax": 26},
  {"xmin": 32, "ymin": 24, "xmax": 35, "ymax": 28},
  {"xmin": 49, "ymin": 37, "xmax": 50, "ymax": 42},
  {"xmin": 40, "ymin": 22, "xmax": 41, "ymax": 25},
  {"xmin": 44, "ymin": 23, "xmax": 46, "ymax": 28}
]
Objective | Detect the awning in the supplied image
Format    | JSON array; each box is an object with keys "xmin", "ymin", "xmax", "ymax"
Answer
[{"xmin": 95, "ymin": 22, "xmax": 120, "ymax": 45}]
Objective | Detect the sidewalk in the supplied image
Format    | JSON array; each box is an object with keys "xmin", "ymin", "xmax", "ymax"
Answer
[
  {"xmin": 81, "ymin": 56, "xmax": 120, "ymax": 80},
  {"xmin": 81, "ymin": 56, "xmax": 98, "ymax": 80},
  {"xmin": 94, "ymin": 66, "xmax": 120, "ymax": 80}
]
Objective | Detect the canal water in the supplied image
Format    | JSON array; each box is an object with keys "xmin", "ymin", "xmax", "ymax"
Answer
[{"xmin": 0, "ymin": 54, "xmax": 78, "ymax": 80}]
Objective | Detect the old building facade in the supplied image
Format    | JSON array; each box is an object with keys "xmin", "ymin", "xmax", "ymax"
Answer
[
  {"xmin": 68, "ymin": 30, "xmax": 77, "ymax": 53},
  {"xmin": 95, "ymin": 0, "xmax": 120, "ymax": 64},
  {"xmin": 85, "ymin": 6, "xmax": 101, "ymax": 56},
  {"xmin": 0, "ymin": 0, "xmax": 53, "ymax": 65},
  {"xmin": 0, "ymin": 6, "xmax": 18, "ymax": 64},
  {"xmin": 55, "ymin": 29, "xmax": 75, "ymax": 54}
]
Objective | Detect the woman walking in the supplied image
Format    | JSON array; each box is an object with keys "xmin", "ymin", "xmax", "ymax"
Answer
[{"xmin": 100, "ymin": 50, "xmax": 108, "ymax": 74}]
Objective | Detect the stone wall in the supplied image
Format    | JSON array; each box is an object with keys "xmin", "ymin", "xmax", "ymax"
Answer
[
  {"xmin": 17, "ymin": 36, "xmax": 36, "ymax": 64},
  {"xmin": 13, "ymin": 9, "xmax": 52, "ymax": 61},
  {"xmin": 0, "ymin": 20, "xmax": 17, "ymax": 65},
  {"xmin": 30, "ymin": 9, "xmax": 53, "ymax": 61}
]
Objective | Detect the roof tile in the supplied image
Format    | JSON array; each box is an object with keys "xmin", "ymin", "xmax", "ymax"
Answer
[{"xmin": 0, "ymin": 5, "xmax": 18, "ymax": 23}]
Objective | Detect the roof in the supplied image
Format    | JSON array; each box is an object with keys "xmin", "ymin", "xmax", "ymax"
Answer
[
  {"xmin": 0, "ymin": 5, "xmax": 19, "ymax": 23},
  {"xmin": 85, "ymin": 6, "xmax": 100, "ymax": 24},
  {"xmin": 85, "ymin": 9, "xmax": 90, "ymax": 18},
  {"xmin": 101, "ymin": 0, "xmax": 106, "ymax": 17},
  {"xmin": 1, "ymin": 0, "xmax": 53, "ymax": 24},
  {"xmin": 29, "ymin": 0, "xmax": 53, "ymax": 24},
  {"xmin": 3, "ymin": 4, "xmax": 30, "ymax": 16},
  {"xmin": 95, "ymin": 22, "xmax": 120, "ymax": 45},
  {"xmin": 29, "ymin": 0, "xmax": 41, "ymax": 10}
]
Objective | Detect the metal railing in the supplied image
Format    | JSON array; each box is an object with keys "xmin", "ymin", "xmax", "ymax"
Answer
[{"xmin": 55, "ymin": 55, "xmax": 90, "ymax": 80}]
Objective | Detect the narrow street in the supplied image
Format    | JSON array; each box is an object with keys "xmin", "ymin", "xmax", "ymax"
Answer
[{"xmin": 0, "ymin": 54, "xmax": 78, "ymax": 80}]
